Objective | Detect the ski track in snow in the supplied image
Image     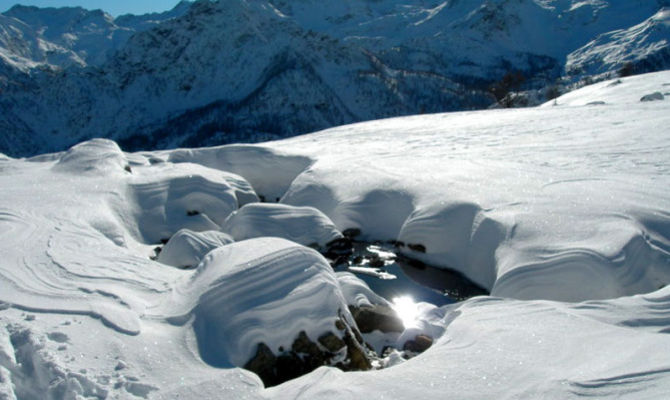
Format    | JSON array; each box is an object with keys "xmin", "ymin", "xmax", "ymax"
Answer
[{"xmin": 0, "ymin": 71, "xmax": 670, "ymax": 398}]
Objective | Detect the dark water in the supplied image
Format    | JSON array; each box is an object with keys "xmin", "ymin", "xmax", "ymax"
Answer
[{"xmin": 334, "ymin": 243, "xmax": 488, "ymax": 306}]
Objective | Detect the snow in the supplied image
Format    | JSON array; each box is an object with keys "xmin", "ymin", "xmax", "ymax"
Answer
[
  {"xmin": 566, "ymin": 7, "xmax": 670, "ymax": 78},
  {"xmin": 0, "ymin": 71, "xmax": 670, "ymax": 398},
  {"xmin": 2, "ymin": 0, "xmax": 669, "ymax": 157},
  {"xmin": 221, "ymin": 203, "xmax": 342, "ymax": 248},
  {"xmin": 168, "ymin": 237, "xmax": 355, "ymax": 368},
  {"xmin": 156, "ymin": 229, "xmax": 233, "ymax": 269}
]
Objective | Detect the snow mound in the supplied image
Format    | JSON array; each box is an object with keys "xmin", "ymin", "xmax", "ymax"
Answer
[
  {"xmin": 157, "ymin": 229, "xmax": 233, "ymax": 269},
  {"xmin": 332, "ymin": 189, "xmax": 414, "ymax": 241},
  {"xmin": 168, "ymin": 145, "xmax": 312, "ymax": 202},
  {"xmin": 336, "ymin": 272, "xmax": 389, "ymax": 309},
  {"xmin": 398, "ymin": 202, "xmax": 506, "ymax": 290},
  {"xmin": 222, "ymin": 203, "xmax": 342, "ymax": 248},
  {"xmin": 173, "ymin": 238, "xmax": 356, "ymax": 368},
  {"xmin": 129, "ymin": 162, "xmax": 252, "ymax": 243},
  {"xmin": 52, "ymin": 139, "xmax": 129, "ymax": 175}
]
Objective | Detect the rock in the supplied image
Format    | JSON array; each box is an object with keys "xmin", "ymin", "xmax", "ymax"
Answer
[
  {"xmin": 388, "ymin": 240, "xmax": 405, "ymax": 248},
  {"xmin": 325, "ymin": 237, "xmax": 353, "ymax": 258},
  {"xmin": 403, "ymin": 335, "xmax": 434, "ymax": 353},
  {"xmin": 407, "ymin": 243, "xmax": 426, "ymax": 253},
  {"xmin": 330, "ymin": 255, "xmax": 349, "ymax": 268},
  {"xmin": 243, "ymin": 343, "xmax": 277, "ymax": 386},
  {"xmin": 368, "ymin": 255, "xmax": 385, "ymax": 268},
  {"xmin": 115, "ymin": 361, "xmax": 127, "ymax": 371},
  {"xmin": 342, "ymin": 330, "xmax": 372, "ymax": 371},
  {"xmin": 640, "ymin": 92, "xmax": 664, "ymax": 102},
  {"xmin": 292, "ymin": 331, "xmax": 323, "ymax": 359},
  {"xmin": 349, "ymin": 305, "xmax": 404, "ymax": 333},
  {"xmin": 244, "ymin": 329, "xmax": 370, "ymax": 387},
  {"xmin": 318, "ymin": 332, "xmax": 345, "ymax": 353},
  {"xmin": 342, "ymin": 228, "xmax": 361, "ymax": 239}
]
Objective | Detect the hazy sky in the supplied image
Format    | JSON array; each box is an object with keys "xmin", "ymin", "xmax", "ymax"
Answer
[{"xmin": 0, "ymin": 0, "xmax": 185, "ymax": 16}]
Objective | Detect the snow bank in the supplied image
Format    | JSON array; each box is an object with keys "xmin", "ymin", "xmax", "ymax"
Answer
[
  {"xmin": 129, "ymin": 162, "xmax": 254, "ymax": 243},
  {"xmin": 52, "ymin": 138, "xmax": 129, "ymax": 175},
  {"xmin": 222, "ymin": 203, "xmax": 342, "ymax": 248},
  {"xmin": 157, "ymin": 229, "xmax": 233, "ymax": 269},
  {"xmin": 168, "ymin": 145, "xmax": 312, "ymax": 202},
  {"xmin": 173, "ymin": 238, "xmax": 356, "ymax": 368},
  {"xmin": 269, "ymin": 290, "xmax": 670, "ymax": 399},
  {"xmin": 261, "ymin": 72, "xmax": 670, "ymax": 302},
  {"xmin": 397, "ymin": 202, "xmax": 506, "ymax": 290}
]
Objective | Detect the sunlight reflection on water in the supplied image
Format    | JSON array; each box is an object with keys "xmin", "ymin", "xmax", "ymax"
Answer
[{"xmin": 392, "ymin": 295, "xmax": 419, "ymax": 328}]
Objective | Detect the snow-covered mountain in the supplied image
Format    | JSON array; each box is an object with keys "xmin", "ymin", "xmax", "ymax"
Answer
[
  {"xmin": 0, "ymin": 0, "xmax": 669, "ymax": 157},
  {"xmin": 1, "ymin": 71, "xmax": 669, "ymax": 399},
  {"xmin": 0, "ymin": 2, "xmax": 191, "ymax": 69}
]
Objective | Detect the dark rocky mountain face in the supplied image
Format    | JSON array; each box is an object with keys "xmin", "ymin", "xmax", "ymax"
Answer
[{"xmin": 0, "ymin": 0, "xmax": 668, "ymax": 157}]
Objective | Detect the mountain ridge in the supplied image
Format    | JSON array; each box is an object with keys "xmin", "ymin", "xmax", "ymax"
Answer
[{"xmin": 1, "ymin": 0, "xmax": 669, "ymax": 157}]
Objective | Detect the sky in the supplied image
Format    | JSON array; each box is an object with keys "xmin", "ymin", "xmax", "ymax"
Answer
[{"xmin": 0, "ymin": 0, "xmax": 185, "ymax": 16}]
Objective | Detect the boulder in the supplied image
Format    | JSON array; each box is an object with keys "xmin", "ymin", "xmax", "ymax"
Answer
[
  {"xmin": 403, "ymin": 335, "xmax": 434, "ymax": 353},
  {"xmin": 640, "ymin": 92, "xmax": 664, "ymax": 102},
  {"xmin": 349, "ymin": 305, "xmax": 404, "ymax": 334}
]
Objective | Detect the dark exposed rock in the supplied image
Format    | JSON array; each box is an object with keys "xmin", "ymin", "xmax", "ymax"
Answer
[
  {"xmin": 640, "ymin": 92, "xmax": 664, "ymax": 102},
  {"xmin": 244, "ymin": 326, "xmax": 371, "ymax": 387},
  {"xmin": 341, "ymin": 330, "xmax": 372, "ymax": 371},
  {"xmin": 325, "ymin": 237, "xmax": 353, "ymax": 258},
  {"xmin": 349, "ymin": 305, "xmax": 404, "ymax": 334},
  {"xmin": 186, "ymin": 210, "xmax": 200, "ymax": 216},
  {"xmin": 330, "ymin": 255, "xmax": 349, "ymax": 268},
  {"xmin": 334, "ymin": 318, "xmax": 346, "ymax": 331},
  {"xmin": 318, "ymin": 332, "xmax": 345, "ymax": 353},
  {"xmin": 244, "ymin": 343, "xmax": 277, "ymax": 386},
  {"xmin": 368, "ymin": 255, "xmax": 385, "ymax": 268},
  {"xmin": 150, "ymin": 246, "xmax": 162, "ymax": 261},
  {"xmin": 402, "ymin": 256, "xmax": 427, "ymax": 269},
  {"xmin": 388, "ymin": 240, "xmax": 405, "ymax": 248},
  {"xmin": 407, "ymin": 243, "xmax": 426, "ymax": 253},
  {"xmin": 292, "ymin": 331, "xmax": 322, "ymax": 358},
  {"xmin": 342, "ymin": 228, "xmax": 361, "ymax": 239},
  {"xmin": 403, "ymin": 335, "xmax": 434, "ymax": 353}
]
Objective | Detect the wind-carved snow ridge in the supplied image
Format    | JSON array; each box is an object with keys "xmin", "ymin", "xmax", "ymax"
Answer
[
  {"xmin": 157, "ymin": 229, "xmax": 233, "ymax": 269},
  {"xmin": 167, "ymin": 145, "xmax": 313, "ymax": 202},
  {"xmin": 221, "ymin": 203, "xmax": 343, "ymax": 248}
]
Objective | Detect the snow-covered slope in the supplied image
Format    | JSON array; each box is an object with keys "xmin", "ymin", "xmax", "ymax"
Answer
[
  {"xmin": 567, "ymin": 7, "xmax": 670, "ymax": 78},
  {"xmin": 1, "ymin": 71, "xmax": 669, "ymax": 399},
  {"xmin": 1, "ymin": 0, "xmax": 669, "ymax": 157}
]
